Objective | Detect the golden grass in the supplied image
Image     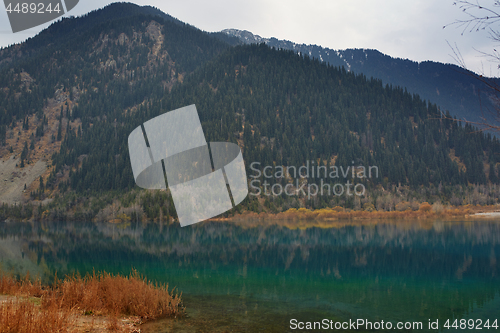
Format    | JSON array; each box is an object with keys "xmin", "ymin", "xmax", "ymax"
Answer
[
  {"xmin": 0, "ymin": 271, "xmax": 43, "ymax": 298},
  {"xmin": 229, "ymin": 204, "xmax": 498, "ymax": 225},
  {"xmin": 0, "ymin": 269, "xmax": 183, "ymax": 332},
  {"xmin": 46, "ymin": 269, "xmax": 183, "ymax": 320},
  {"xmin": 0, "ymin": 298, "xmax": 71, "ymax": 333}
]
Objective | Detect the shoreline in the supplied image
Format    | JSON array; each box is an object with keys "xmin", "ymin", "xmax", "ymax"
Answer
[
  {"xmin": 210, "ymin": 204, "xmax": 500, "ymax": 223},
  {"xmin": 2, "ymin": 203, "xmax": 500, "ymax": 225},
  {"xmin": 469, "ymin": 211, "xmax": 500, "ymax": 218}
]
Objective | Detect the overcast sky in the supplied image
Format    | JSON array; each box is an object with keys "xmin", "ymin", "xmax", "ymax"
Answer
[{"xmin": 0, "ymin": 0, "xmax": 499, "ymax": 76}]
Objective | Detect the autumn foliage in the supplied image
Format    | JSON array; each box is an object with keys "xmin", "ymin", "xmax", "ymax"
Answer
[{"xmin": 0, "ymin": 269, "xmax": 183, "ymax": 332}]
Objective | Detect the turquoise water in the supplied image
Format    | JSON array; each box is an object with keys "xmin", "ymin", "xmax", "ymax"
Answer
[{"xmin": 0, "ymin": 220, "xmax": 499, "ymax": 332}]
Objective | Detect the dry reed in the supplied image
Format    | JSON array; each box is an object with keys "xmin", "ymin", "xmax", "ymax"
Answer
[
  {"xmin": 45, "ymin": 269, "xmax": 183, "ymax": 319},
  {"xmin": 0, "ymin": 299, "xmax": 71, "ymax": 333},
  {"xmin": 0, "ymin": 269, "xmax": 183, "ymax": 332},
  {"xmin": 0, "ymin": 271, "xmax": 43, "ymax": 297}
]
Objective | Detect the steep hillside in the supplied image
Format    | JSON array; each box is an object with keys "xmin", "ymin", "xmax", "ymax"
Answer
[
  {"xmin": 0, "ymin": 3, "xmax": 229, "ymax": 205},
  {"xmin": 219, "ymin": 29, "xmax": 500, "ymax": 127},
  {"xmin": 0, "ymin": 3, "xmax": 499, "ymax": 221},
  {"xmin": 166, "ymin": 44, "xmax": 499, "ymax": 187},
  {"xmin": 50, "ymin": 43, "xmax": 500, "ymax": 213},
  {"xmin": 0, "ymin": 3, "xmax": 185, "ymax": 69}
]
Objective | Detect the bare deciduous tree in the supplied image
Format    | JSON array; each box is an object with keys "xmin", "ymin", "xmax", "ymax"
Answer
[{"xmin": 445, "ymin": 1, "xmax": 500, "ymax": 132}]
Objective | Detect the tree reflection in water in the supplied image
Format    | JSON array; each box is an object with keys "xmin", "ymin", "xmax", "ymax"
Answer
[{"xmin": 0, "ymin": 220, "xmax": 499, "ymax": 331}]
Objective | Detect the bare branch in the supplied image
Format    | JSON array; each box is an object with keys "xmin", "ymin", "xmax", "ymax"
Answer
[
  {"xmin": 447, "ymin": 40, "xmax": 468, "ymax": 69},
  {"xmin": 445, "ymin": 1, "xmax": 500, "ymax": 34},
  {"xmin": 445, "ymin": 1, "xmax": 500, "ymax": 133}
]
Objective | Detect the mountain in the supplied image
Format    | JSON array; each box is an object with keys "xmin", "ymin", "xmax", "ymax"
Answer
[
  {"xmin": 218, "ymin": 29, "xmax": 500, "ymax": 126},
  {"xmin": 0, "ymin": 3, "xmax": 499, "ymax": 222},
  {"xmin": 0, "ymin": 2, "xmax": 230, "ymax": 206},
  {"xmin": 0, "ymin": 3, "xmax": 186, "ymax": 70}
]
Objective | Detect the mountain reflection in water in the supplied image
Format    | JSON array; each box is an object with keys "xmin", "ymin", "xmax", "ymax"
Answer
[{"xmin": 0, "ymin": 219, "xmax": 499, "ymax": 332}]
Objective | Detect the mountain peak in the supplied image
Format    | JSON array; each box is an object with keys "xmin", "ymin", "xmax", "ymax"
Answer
[
  {"xmin": 221, "ymin": 29, "xmax": 268, "ymax": 44},
  {"xmin": 219, "ymin": 28, "xmax": 496, "ymax": 126}
]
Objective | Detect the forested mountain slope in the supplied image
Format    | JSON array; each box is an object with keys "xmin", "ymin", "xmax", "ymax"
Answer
[
  {"xmin": 220, "ymin": 29, "xmax": 500, "ymax": 128},
  {"xmin": 0, "ymin": 3, "xmax": 499, "ymax": 221}
]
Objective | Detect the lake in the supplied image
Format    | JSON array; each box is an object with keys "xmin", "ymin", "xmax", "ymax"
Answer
[{"xmin": 0, "ymin": 219, "xmax": 499, "ymax": 332}]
